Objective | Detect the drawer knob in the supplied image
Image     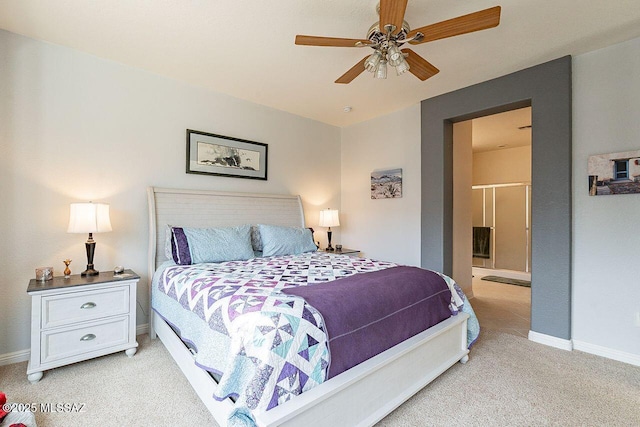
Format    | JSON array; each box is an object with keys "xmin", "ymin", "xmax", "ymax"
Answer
[
  {"xmin": 80, "ymin": 302, "xmax": 97, "ymax": 309},
  {"xmin": 80, "ymin": 334, "xmax": 96, "ymax": 341}
]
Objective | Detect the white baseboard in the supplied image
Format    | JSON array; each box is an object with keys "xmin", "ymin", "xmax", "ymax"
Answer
[
  {"xmin": 0, "ymin": 349, "xmax": 30, "ymax": 366},
  {"xmin": 137, "ymin": 323, "xmax": 149, "ymax": 336},
  {"xmin": 528, "ymin": 330, "xmax": 573, "ymax": 351},
  {"xmin": 573, "ymin": 340, "xmax": 640, "ymax": 367},
  {"xmin": 0, "ymin": 323, "xmax": 150, "ymax": 368}
]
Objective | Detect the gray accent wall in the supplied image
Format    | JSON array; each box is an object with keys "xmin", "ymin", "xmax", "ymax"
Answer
[{"xmin": 420, "ymin": 56, "xmax": 572, "ymax": 340}]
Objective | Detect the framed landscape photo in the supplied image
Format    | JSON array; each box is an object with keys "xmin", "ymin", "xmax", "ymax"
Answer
[
  {"xmin": 371, "ymin": 168, "xmax": 403, "ymax": 199},
  {"xmin": 186, "ymin": 129, "xmax": 268, "ymax": 180}
]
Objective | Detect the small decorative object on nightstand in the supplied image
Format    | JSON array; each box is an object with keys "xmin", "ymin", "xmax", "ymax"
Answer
[
  {"xmin": 63, "ymin": 259, "xmax": 72, "ymax": 278},
  {"xmin": 26, "ymin": 270, "xmax": 139, "ymax": 383},
  {"xmin": 35, "ymin": 267, "xmax": 54, "ymax": 282}
]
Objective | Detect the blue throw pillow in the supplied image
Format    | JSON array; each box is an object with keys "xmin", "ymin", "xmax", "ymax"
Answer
[
  {"xmin": 258, "ymin": 224, "xmax": 317, "ymax": 257},
  {"xmin": 170, "ymin": 225, "xmax": 254, "ymax": 265}
]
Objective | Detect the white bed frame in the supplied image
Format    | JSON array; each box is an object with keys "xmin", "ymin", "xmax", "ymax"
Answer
[{"xmin": 147, "ymin": 187, "xmax": 469, "ymax": 427}]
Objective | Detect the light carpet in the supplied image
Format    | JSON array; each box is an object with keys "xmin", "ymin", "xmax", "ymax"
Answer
[
  {"xmin": 0, "ymin": 335, "xmax": 214, "ymax": 426},
  {"xmin": 1, "ymin": 331, "xmax": 639, "ymax": 426}
]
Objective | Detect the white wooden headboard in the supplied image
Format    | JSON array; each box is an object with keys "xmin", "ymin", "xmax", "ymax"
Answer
[{"xmin": 147, "ymin": 187, "xmax": 305, "ymax": 279}]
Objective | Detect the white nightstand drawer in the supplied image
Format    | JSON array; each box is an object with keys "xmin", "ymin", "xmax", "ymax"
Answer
[
  {"xmin": 41, "ymin": 316, "xmax": 130, "ymax": 364},
  {"xmin": 42, "ymin": 286, "xmax": 130, "ymax": 329}
]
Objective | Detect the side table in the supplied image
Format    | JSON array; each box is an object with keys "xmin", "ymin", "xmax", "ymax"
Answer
[{"xmin": 26, "ymin": 270, "xmax": 139, "ymax": 383}]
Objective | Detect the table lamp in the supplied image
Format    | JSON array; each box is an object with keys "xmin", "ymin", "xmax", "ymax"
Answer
[
  {"xmin": 67, "ymin": 202, "xmax": 112, "ymax": 276},
  {"xmin": 318, "ymin": 208, "xmax": 340, "ymax": 251}
]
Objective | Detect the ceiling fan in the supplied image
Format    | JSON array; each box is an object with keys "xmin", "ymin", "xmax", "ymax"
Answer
[{"xmin": 295, "ymin": 1, "xmax": 501, "ymax": 84}]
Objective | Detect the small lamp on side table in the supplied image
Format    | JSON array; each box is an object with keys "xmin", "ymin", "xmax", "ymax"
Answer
[
  {"xmin": 67, "ymin": 202, "xmax": 112, "ymax": 276},
  {"xmin": 318, "ymin": 208, "xmax": 340, "ymax": 251}
]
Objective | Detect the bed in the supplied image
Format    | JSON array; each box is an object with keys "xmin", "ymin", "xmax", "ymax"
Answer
[{"xmin": 147, "ymin": 187, "xmax": 477, "ymax": 427}]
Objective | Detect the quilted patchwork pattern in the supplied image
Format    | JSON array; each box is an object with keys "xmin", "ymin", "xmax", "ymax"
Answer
[{"xmin": 157, "ymin": 252, "xmax": 396, "ymax": 416}]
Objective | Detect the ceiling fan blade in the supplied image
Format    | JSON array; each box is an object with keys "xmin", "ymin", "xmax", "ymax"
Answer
[
  {"xmin": 407, "ymin": 6, "xmax": 501, "ymax": 44},
  {"xmin": 295, "ymin": 35, "xmax": 371, "ymax": 47},
  {"xmin": 379, "ymin": 0, "xmax": 409, "ymax": 35},
  {"xmin": 402, "ymin": 49, "xmax": 439, "ymax": 81},
  {"xmin": 335, "ymin": 56, "xmax": 368, "ymax": 84}
]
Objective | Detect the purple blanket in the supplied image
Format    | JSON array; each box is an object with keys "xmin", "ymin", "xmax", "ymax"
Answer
[{"xmin": 283, "ymin": 266, "xmax": 453, "ymax": 378}]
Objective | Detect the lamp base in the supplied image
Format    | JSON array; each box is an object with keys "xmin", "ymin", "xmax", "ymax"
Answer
[
  {"xmin": 82, "ymin": 238, "xmax": 99, "ymax": 276},
  {"xmin": 81, "ymin": 265, "xmax": 99, "ymax": 276},
  {"xmin": 325, "ymin": 229, "xmax": 334, "ymax": 252}
]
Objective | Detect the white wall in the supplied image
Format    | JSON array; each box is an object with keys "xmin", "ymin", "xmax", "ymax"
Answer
[
  {"xmin": 473, "ymin": 146, "xmax": 531, "ymax": 185},
  {"xmin": 340, "ymin": 104, "xmax": 421, "ymax": 266},
  {"xmin": 573, "ymin": 36, "xmax": 640, "ymax": 360},
  {"xmin": 0, "ymin": 30, "xmax": 341, "ymax": 357}
]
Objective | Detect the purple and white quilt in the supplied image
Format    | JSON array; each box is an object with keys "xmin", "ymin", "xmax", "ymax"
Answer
[{"xmin": 151, "ymin": 251, "xmax": 478, "ymax": 423}]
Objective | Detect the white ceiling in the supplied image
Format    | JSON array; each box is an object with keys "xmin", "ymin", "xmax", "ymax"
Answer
[
  {"xmin": 472, "ymin": 107, "xmax": 531, "ymax": 153},
  {"xmin": 1, "ymin": 1, "xmax": 640, "ymax": 127}
]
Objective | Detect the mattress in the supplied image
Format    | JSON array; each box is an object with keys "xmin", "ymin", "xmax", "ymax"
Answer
[{"xmin": 151, "ymin": 251, "xmax": 479, "ymax": 423}]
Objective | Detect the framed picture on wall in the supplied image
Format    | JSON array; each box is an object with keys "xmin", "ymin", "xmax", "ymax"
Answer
[
  {"xmin": 588, "ymin": 149, "xmax": 640, "ymax": 195},
  {"xmin": 186, "ymin": 129, "xmax": 268, "ymax": 180},
  {"xmin": 371, "ymin": 168, "xmax": 402, "ymax": 199}
]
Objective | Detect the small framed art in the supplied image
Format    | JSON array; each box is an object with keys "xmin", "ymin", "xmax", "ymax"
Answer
[
  {"xmin": 186, "ymin": 129, "xmax": 268, "ymax": 180},
  {"xmin": 371, "ymin": 168, "xmax": 402, "ymax": 199}
]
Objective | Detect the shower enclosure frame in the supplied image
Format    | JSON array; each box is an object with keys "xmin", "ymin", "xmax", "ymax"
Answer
[{"xmin": 473, "ymin": 182, "xmax": 531, "ymax": 273}]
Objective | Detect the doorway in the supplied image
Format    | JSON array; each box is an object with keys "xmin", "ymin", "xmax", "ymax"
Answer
[
  {"xmin": 470, "ymin": 107, "xmax": 532, "ymax": 278},
  {"xmin": 463, "ymin": 107, "xmax": 532, "ymax": 337},
  {"xmin": 420, "ymin": 56, "xmax": 572, "ymax": 344}
]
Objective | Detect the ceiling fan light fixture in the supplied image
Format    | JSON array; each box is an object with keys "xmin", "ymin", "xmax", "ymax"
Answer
[
  {"xmin": 364, "ymin": 50, "xmax": 383, "ymax": 72},
  {"xmin": 296, "ymin": 4, "xmax": 502, "ymax": 84},
  {"xmin": 374, "ymin": 60, "xmax": 388, "ymax": 79},
  {"xmin": 387, "ymin": 43, "xmax": 403, "ymax": 67},
  {"xmin": 395, "ymin": 57, "xmax": 410, "ymax": 75}
]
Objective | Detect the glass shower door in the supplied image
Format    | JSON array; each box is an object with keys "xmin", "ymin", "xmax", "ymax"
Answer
[
  {"xmin": 494, "ymin": 186, "xmax": 528, "ymax": 271},
  {"xmin": 472, "ymin": 184, "xmax": 531, "ymax": 273}
]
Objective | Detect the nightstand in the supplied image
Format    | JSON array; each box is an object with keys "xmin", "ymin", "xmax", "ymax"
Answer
[
  {"xmin": 26, "ymin": 270, "xmax": 140, "ymax": 383},
  {"xmin": 320, "ymin": 247, "xmax": 361, "ymax": 256}
]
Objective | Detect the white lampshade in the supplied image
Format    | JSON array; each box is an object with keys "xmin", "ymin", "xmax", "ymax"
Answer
[
  {"xmin": 319, "ymin": 209, "xmax": 340, "ymax": 228},
  {"xmin": 67, "ymin": 202, "xmax": 112, "ymax": 234}
]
